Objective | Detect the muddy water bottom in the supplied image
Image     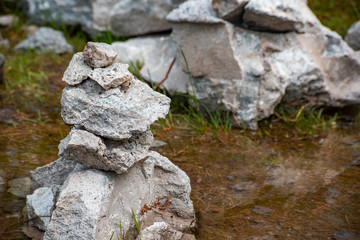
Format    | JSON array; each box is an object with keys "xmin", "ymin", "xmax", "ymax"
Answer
[
  {"xmin": 155, "ymin": 127, "xmax": 360, "ymax": 239},
  {"xmin": 0, "ymin": 113, "xmax": 360, "ymax": 239}
]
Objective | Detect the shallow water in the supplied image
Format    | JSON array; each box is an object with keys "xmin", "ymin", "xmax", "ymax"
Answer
[{"xmin": 0, "ymin": 97, "xmax": 359, "ymax": 239}]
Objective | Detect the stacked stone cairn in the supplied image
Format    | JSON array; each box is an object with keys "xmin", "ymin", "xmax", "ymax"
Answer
[{"xmin": 25, "ymin": 42, "xmax": 196, "ymax": 240}]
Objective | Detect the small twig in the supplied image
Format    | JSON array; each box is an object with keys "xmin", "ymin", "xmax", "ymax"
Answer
[
  {"xmin": 161, "ymin": 196, "xmax": 171, "ymax": 216},
  {"xmin": 153, "ymin": 57, "xmax": 176, "ymax": 90}
]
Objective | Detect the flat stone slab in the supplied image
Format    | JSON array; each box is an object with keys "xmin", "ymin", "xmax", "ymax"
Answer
[
  {"xmin": 88, "ymin": 63, "xmax": 133, "ymax": 90},
  {"xmin": 58, "ymin": 128, "xmax": 153, "ymax": 174},
  {"xmin": 83, "ymin": 42, "xmax": 117, "ymax": 68},
  {"xmin": 61, "ymin": 78, "xmax": 170, "ymax": 140},
  {"xmin": 62, "ymin": 52, "xmax": 92, "ymax": 85}
]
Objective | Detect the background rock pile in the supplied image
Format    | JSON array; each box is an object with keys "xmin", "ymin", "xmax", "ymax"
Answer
[{"xmin": 26, "ymin": 42, "xmax": 196, "ymax": 240}]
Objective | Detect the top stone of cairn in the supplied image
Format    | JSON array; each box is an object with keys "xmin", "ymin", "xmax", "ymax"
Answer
[{"xmin": 83, "ymin": 42, "xmax": 118, "ymax": 68}]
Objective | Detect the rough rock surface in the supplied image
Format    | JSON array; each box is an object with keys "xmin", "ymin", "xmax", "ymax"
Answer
[
  {"xmin": 26, "ymin": 187, "xmax": 55, "ymax": 231},
  {"xmin": 30, "ymin": 157, "xmax": 85, "ymax": 190},
  {"xmin": 35, "ymin": 152, "xmax": 195, "ymax": 239},
  {"xmin": 345, "ymin": 20, "xmax": 360, "ymax": 51},
  {"xmin": 62, "ymin": 53, "xmax": 92, "ymax": 85},
  {"xmin": 212, "ymin": 0, "xmax": 248, "ymax": 22},
  {"xmin": 96, "ymin": 151, "xmax": 196, "ymax": 239},
  {"xmin": 44, "ymin": 169, "xmax": 115, "ymax": 240},
  {"xmin": 83, "ymin": 42, "xmax": 118, "ymax": 68},
  {"xmin": 137, "ymin": 222, "xmax": 196, "ymax": 240},
  {"xmin": 168, "ymin": 0, "xmax": 360, "ymax": 129},
  {"xmin": 58, "ymin": 128, "xmax": 153, "ymax": 174},
  {"xmin": 14, "ymin": 27, "xmax": 73, "ymax": 54},
  {"xmin": 112, "ymin": 36, "xmax": 189, "ymax": 94},
  {"xmin": 242, "ymin": 0, "xmax": 321, "ymax": 33},
  {"xmin": 24, "ymin": 0, "xmax": 186, "ymax": 37},
  {"xmin": 106, "ymin": 0, "xmax": 186, "ymax": 37},
  {"xmin": 61, "ymin": 79, "xmax": 170, "ymax": 140},
  {"xmin": 88, "ymin": 63, "xmax": 133, "ymax": 90}
]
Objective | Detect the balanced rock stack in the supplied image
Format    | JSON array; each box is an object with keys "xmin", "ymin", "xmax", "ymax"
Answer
[{"xmin": 25, "ymin": 42, "xmax": 196, "ymax": 240}]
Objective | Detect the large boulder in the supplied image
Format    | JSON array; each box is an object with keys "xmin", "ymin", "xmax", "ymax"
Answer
[
  {"xmin": 58, "ymin": 128, "xmax": 153, "ymax": 174},
  {"xmin": 14, "ymin": 27, "xmax": 73, "ymax": 54},
  {"xmin": 24, "ymin": 0, "xmax": 186, "ymax": 37},
  {"xmin": 34, "ymin": 151, "xmax": 195, "ymax": 239},
  {"xmin": 345, "ymin": 20, "xmax": 360, "ymax": 51},
  {"xmin": 112, "ymin": 36, "xmax": 190, "ymax": 94},
  {"xmin": 167, "ymin": 0, "xmax": 360, "ymax": 129},
  {"xmin": 61, "ymin": 78, "xmax": 171, "ymax": 140}
]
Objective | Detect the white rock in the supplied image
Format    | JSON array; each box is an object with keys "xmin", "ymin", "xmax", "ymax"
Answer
[
  {"xmin": 112, "ymin": 36, "xmax": 190, "ymax": 94},
  {"xmin": 88, "ymin": 63, "xmax": 133, "ymax": 90},
  {"xmin": 137, "ymin": 222, "xmax": 195, "ymax": 240},
  {"xmin": 83, "ymin": 42, "xmax": 118, "ymax": 68},
  {"xmin": 167, "ymin": 0, "xmax": 221, "ymax": 24},
  {"xmin": 345, "ymin": 20, "xmax": 360, "ymax": 51},
  {"xmin": 61, "ymin": 78, "xmax": 171, "ymax": 140},
  {"xmin": 242, "ymin": 0, "xmax": 321, "ymax": 33},
  {"xmin": 96, "ymin": 151, "xmax": 195, "ymax": 239},
  {"xmin": 14, "ymin": 27, "xmax": 73, "ymax": 54},
  {"xmin": 62, "ymin": 53, "xmax": 92, "ymax": 85},
  {"xmin": 42, "ymin": 152, "xmax": 195, "ymax": 239},
  {"xmin": 44, "ymin": 169, "xmax": 115, "ymax": 240},
  {"xmin": 58, "ymin": 128, "xmax": 153, "ymax": 174},
  {"xmin": 0, "ymin": 14, "xmax": 19, "ymax": 27},
  {"xmin": 26, "ymin": 187, "xmax": 55, "ymax": 231}
]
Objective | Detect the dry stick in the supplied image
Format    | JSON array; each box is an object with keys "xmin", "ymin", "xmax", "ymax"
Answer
[{"xmin": 153, "ymin": 57, "xmax": 176, "ymax": 90}]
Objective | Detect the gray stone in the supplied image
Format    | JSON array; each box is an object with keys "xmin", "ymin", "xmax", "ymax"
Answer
[
  {"xmin": 107, "ymin": 0, "xmax": 186, "ymax": 37},
  {"xmin": 150, "ymin": 140, "xmax": 167, "ymax": 148},
  {"xmin": 168, "ymin": 0, "xmax": 360, "ymax": 129},
  {"xmin": 242, "ymin": 0, "xmax": 321, "ymax": 33},
  {"xmin": 112, "ymin": 35, "xmax": 190, "ymax": 94},
  {"xmin": 345, "ymin": 20, "xmax": 360, "ymax": 51},
  {"xmin": 0, "ymin": 14, "xmax": 19, "ymax": 27},
  {"xmin": 83, "ymin": 42, "xmax": 118, "ymax": 68},
  {"xmin": 88, "ymin": 63, "xmax": 133, "ymax": 90},
  {"xmin": 61, "ymin": 78, "xmax": 171, "ymax": 140},
  {"xmin": 26, "ymin": 187, "xmax": 55, "ymax": 231},
  {"xmin": 252, "ymin": 205, "xmax": 273, "ymax": 216},
  {"xmin": 62, "ymin": 53, "xmax": 92, "ymax": 85},
  {"xmin": 137, "ymin": 222, "xmax": 196, "ymax": 240},
  {"xmin": 96, "ymin": 151, "xmax": 195, "ymax": 239},
  {"xmin": 30, "ymin": 157, "xmax": 85, "ymax": 190},
  {"xmin": 58, "ymin": 128, "xmax": 153, "ymax": 174},
  {"xmin": 167, "ymin": 0, "xmax": 221, "ymax": 24},
  {"xmin": 24, "ymin": 0, "xmax": 94, "ymax": 34},
  {"xmin": 14, "ymin": 27, "xmax": 73, "ymax": 54},
  {"xmin": 43, "ymin": 151, "xmax": 195, "ymax": 239},
  {"xmin": 7, "ymin": 177, "xmax": 31, "ymax": 198},
  {"xmin": 212, "ymin": 0, "xmax": 248, "ymax": 22},
  {"xmin": 44, "ymin": 169, "xmax": 115, "ymax": 240},
  {"xmin": 24, "ymin": 0, "xmax": 185, "ymax": 37}
]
